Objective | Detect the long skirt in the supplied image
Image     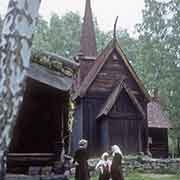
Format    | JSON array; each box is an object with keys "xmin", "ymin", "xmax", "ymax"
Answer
[
  {"xmin": 111, "ymin": 168, "xmax": 124, "ymax": 180},
  {"xmin": 75, "ymin": 163, "xmax": 89, "ymax": 180},
  {"xmin": 98, "ymin": 172, "xmax": 110, "ymax": 180}
]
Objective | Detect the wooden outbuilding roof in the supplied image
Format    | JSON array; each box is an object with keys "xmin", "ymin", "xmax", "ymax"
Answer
[
  {"xmin": 26, "ymin": 50, "xmax": 79, "ymax": 91},
  {"xmin": 148, "ymin": 101, "xmax": 171, "ymax": 128}
]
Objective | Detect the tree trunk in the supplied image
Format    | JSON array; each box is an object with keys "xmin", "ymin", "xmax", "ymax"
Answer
[{"xmin": 0, "ymin": 0, "xmax": 41, "ymax": 150}]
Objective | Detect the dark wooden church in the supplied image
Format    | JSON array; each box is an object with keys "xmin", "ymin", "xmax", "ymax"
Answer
[{"xmin": 72, "ymin": 0, "xmax": 171, "ymax": 158}]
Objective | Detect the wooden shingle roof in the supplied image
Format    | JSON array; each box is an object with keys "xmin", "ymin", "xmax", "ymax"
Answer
[
  {"xmin": 97, "ymin": 80, "xmax": 146, "ymax": 119},
  {"xmin": 74, "ymin": 40, "xmax": 150, "ymax": 101},
  {"xmin": 148, "ymin": 101, "xmax": 171, "ymax": 128}
]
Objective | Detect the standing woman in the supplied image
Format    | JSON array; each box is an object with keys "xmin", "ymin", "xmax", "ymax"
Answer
[
  {"xmin": 95, "ymin": 152, "xmax": 111, "ymax": 180},
  {"xmin": 111, "ymin": 145, "xmax": 124, "ymax": 180},
  {"xmin": 73, "ymin": 139, "xmax": 90, "ymax": 180}
]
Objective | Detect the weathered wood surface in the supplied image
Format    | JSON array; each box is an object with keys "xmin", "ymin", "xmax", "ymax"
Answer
[
  {"xmin": 88, "ymin": 50, "xmax": 144, "ymax": 97},
  {"xmin": 26, "ymin": 63, "xmax": 73, "ymax": 91},
  {"xmin": 74, "ymin": 45, "xmax": 148, "ymax": 155},
  {"xmin": 80, "ymin": 0, "xmax": 97, "ymax": 57}
]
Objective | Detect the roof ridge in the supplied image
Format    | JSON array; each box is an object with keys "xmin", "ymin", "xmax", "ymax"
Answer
[{"xmin": 114, "ymin": 41, "xmax": 151, "ymax": 101}]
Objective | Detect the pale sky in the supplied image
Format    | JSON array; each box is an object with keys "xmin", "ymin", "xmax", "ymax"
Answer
[{"xmin": 0, "ymin": 0, "xmax": 145, "ymax": 33}]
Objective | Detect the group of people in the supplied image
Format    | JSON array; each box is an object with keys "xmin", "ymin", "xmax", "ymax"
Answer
[{"xmin": 73, "ymin": 139, "xmax": 124, "ymax": 180}]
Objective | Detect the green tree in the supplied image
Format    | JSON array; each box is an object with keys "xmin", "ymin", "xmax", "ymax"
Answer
[
  {"xmin": 136, "ymin": 0, "xmax": 180, "ymax": 154},
  {"xmin": 33, "ymin": 12, "xmax": 81, "ymax": 58},
  {"xmin": 33, "ymin": 12, "xmax": 138, "ymax": 60},
  {"xmin": 33, "ymin": 16, "xmax": 50, "ymax": 50}
]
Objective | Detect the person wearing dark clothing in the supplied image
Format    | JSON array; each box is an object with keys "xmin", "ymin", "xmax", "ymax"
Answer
[
  {"xmin": 111, "ymin": 145, "xmax": 124, "ymax": 180},
  {"xmin": 73, "ymin": 139, "xmax": 89, "ymax": 180}
]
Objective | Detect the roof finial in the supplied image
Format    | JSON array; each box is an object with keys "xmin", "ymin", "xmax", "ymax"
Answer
[{"xmin": 113, "ymin": 16, "xmax": 119, "ymax": 41}]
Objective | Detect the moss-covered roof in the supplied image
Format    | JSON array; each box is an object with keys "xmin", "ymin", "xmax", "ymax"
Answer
[{"xmin": 31, "ymin": 50, "xmax": 79, "ymax": 78}]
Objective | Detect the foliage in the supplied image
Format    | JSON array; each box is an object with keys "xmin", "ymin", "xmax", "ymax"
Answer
[
  {"xmin": 33, "ymin": 12, "xmax": 81, "ymax": 58},
  {"xmin": 33, "ymin": 13, "xmax": 137, "ymax": 60},
  {"xmin": 136, "ymin": 0, "xmax": 180, "ymax": 153}
]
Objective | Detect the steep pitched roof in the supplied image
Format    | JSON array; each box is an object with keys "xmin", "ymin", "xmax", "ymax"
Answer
[
  {"xmin": 74, "ymin": 40, "xmax": 150, "ymax": 101},
  {"xmin": 148, "ymin": 101, "xmax": 172, "ymax": 128},
  {"xmin": 97, "ymin": 80, "xmax": 146, "ymax": 119},
  {"xmin": 97, "ymin": 79, "xmax": 124, "ymax": 118},
  {"xmin": 80, "ymin": 0, "xmax": 97, "ymax": 56}
]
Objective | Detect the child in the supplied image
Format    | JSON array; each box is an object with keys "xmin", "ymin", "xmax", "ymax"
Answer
[{"xmin": 95, "ymin": 152, "xmax": 111, "ymax": 180}]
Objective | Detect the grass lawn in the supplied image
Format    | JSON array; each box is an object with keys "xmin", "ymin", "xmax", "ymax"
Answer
[
  {"xmin": 125, "ymin": 173, "xmax": 179, "ymax": 180},
  {"xmin": 73, "ymin": 173, "xmax": 180, "ymax": 180}
]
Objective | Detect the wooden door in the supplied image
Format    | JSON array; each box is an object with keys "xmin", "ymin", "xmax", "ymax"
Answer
[{"xmin": 109, "ymin": 117, "xmax": 139, "ymax": 154}]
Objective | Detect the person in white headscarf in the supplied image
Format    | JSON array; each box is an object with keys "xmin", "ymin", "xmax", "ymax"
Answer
[
  {"xmin": 73, "ymin": 139, "xmax": 89, "ymax": 180},
  {"xmin": 111, "ymin": 145, "xmax": 123, "ymax": 159},
  {"xmin": 95, "ymin": 152, "xmax": 111, "ymax": 180},
  {"xmin": 111, "ymin": 145, "xmax": 124, "ymax": 180}
]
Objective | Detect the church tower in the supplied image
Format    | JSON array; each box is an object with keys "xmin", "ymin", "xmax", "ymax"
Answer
[
  {"xmin": 77, "ymin": 0, "xmax": 97, "ymax": 87},
  {"xmin": 80, "ymin": 0, "xmax": 97, "ymax": 56}
]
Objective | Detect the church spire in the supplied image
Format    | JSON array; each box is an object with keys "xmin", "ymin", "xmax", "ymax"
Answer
[{"xmin": 80, "ymin": 0, "xmax": 97, "ymax": 57}]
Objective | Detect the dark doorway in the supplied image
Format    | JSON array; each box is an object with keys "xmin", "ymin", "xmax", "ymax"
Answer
[{"xmin": 7, "ymin": 77, "xmax": 69, "ymax": 173}]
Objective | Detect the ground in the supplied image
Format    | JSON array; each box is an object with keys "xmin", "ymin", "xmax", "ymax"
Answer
[
  {"xmin": 125, "ymin": 173, "xmax": 179, "ymax": 180},
  {"xmin": 88, "ymin": 173, "xmax": 179, "ymax": 180}
]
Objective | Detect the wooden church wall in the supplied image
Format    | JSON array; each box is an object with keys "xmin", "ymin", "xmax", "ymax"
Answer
[
  {"xmin": 82, "ymin": 96, "xmax": 106, "ymax": 155},
  {"xmin": 72, "ymin": 101, "xmax": 83, "ymax": 152},
  {"xmin": 108, "ymin": 90, "xmax": 143, "ymax": 154},
  {"xmin": 80, "ymin": 90, "xmax": 145, "ymax": 155},
  {"xmin": 79, "ymin": 59, "xmax": 95, "ymax": 83}
]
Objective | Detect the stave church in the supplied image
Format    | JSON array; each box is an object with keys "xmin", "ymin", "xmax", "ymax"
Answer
[{"xmin": 72, "ymin": 0, "xmax": 171, "ymax": 158}]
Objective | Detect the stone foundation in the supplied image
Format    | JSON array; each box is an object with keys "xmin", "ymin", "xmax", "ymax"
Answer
[
  {"xmin": 123, "ymin": 157, "xmax": 180, "ymax": 174},
  {"xmin": 1, "ymin": 155, "xmax": 180, "ymax": 179},
  {"xmin": 89, "ymin": 156, "xmax": 180, "ymax": 174},
  {"xmin": 5, "ymin": 175, "xmax": 68, "ymax": 180}
]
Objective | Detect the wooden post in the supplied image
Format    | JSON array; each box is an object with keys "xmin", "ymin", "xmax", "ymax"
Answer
[
  {"xmin": 60, "ymin": 108, "xmax": 65, "ymax": 162},
  {"xmin": 177, "ymin": 137, "xmax": 180, "ymax": 157},
  {"xmin": 138, "ymin": 122, "xmax": 142, "ymax": 153}
]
